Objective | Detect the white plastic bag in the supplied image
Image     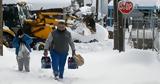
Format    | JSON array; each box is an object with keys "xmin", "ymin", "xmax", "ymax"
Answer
[{"xmin": 18, "ymin": 43, "xmax": 30, "ymax": 59}]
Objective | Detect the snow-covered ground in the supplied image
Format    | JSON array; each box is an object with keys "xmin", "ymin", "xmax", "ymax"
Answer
[{"xmin": 1, "ymin": 38, "xmax": 160, "ymax": 84}]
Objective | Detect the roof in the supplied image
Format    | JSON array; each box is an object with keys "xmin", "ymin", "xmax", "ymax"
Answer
[
  {"xmin": 3, "ymin": 0, "xmax": 26, "ymax": 4},
  {"xmin": 3, "ymin": 0, "xmax": 71, "ymax": 10},
  {"xmin": 27, "ymin": 0, "xmax": 71, "ymax": 10}
]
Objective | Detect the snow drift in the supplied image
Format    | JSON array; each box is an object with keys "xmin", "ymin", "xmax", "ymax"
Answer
[{"xmin": 68, "ymin": 23, "xmax": 108, "ymax": 42}]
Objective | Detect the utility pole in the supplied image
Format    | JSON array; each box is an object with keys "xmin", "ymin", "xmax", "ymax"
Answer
[
  {"xmin": 0, "ymin": 0, "xmax": 3, "ymax": 56},
  {"xmin": 96, "ymin": 0, "xmax": 99, "ymax": 21},
  {"xmin": 113, "ymin": 0, "xmax": 125, "ymax": 52},
  {"xmin": 118, "ymin": 11, "xmax": 124, "ymax": 52},
  {"xmin": 113, "ymin": 0, "xmax": 119, "ymax": 50},
  {"xmin": 118, "ymin": 0, "xmax": 125, "ymax": 52}
]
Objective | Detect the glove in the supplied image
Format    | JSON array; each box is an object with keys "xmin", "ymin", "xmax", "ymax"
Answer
[
  {"xmin": 72, "ymin": 50, "xmax": 76, "ymax": 57},
  {"xmin": 44, "ymin": 49, "xmax": 48, "ymax": 56}
]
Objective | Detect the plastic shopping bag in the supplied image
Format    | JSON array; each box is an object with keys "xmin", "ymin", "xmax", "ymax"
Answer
[{"xmin": 18, "ymin": 43, "xmax": 29, "ymax": 59}]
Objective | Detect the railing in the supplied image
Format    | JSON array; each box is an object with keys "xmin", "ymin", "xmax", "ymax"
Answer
[{"xmin": 129, "ymin": 18, "xmax": 159, "ymax": 50}]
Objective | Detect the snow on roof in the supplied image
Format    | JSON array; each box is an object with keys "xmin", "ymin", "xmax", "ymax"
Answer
[
  {"xmin": 108, "ymin": 0, "xmax": 160, "ymax": 7},
  {"xmin": 3, "ymin": 0, "xmax": 27, "ymax": 4},
  {"xmin": 27, "ymin": 0, "xmax": 71, "ymax": 10},
  {"xmin": 3, "ymin": 0, "xmax": 71, "ymax": 10}
]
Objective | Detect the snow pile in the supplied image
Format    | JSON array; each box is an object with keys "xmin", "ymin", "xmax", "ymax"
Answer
[
  {"xmin": 106, "ymin": 26, "xmax": 114, "ymax": 31},
  {"xmin": 73, "ymin": 23, "xmax": 92, "ymax": 36},
  {"xmin": 79, "ymin": 6, "xmax": 92, "ymax": 15},
  {"xmin": 68, "ymin": 23, "xmax": 108, "ymax": 42},
  {"xmin": 75, "ymin": 40, "xmax": 113, "ymax": 53}
]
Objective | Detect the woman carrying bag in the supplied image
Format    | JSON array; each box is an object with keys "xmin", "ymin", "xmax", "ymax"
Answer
[{"xmin": 12, "ymin": 29, "xmax": 33, "ymax": 72}]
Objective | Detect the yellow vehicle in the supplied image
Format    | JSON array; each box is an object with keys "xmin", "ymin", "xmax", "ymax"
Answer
[
  {"xmin": 3, "ymin": 26, "xmax": 15, "ymax": 47},
  {"xmin": 23, "ymin": 12, "xmax": 63, "ymax": 39}
]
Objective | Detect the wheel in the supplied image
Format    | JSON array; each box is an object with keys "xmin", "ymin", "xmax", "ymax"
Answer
[
  {"xmin": 3, "ymin": 32, "xmax": 14, "ymax": 48},
  {"xmin": 38, "ymin": 44, "xmax": 44, "ymax": 50}
]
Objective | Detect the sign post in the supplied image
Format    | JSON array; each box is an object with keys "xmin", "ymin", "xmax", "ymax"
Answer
[
  {"xmin": 0, "ymin": 0, "xmax": 2, "ymax": 56},
  {"xmin": 113, "ymin": 0, "xmax": 119, "ymax": 50},
  {"xmin": 117, "ymin": 0, "xmax": 133, "ymax": 52}
]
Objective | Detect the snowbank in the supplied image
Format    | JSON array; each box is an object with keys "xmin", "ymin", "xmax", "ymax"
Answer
[
  {"xmin": 79, "ymin": 6, "xmax": 92, "ymax": 15},
  {"xmin": 68, "ymin": 23, "xmax": 108, "ymax": 42}
]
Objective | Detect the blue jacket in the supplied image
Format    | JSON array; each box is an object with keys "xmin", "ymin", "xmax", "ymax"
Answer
[{"xmin": 12, "ymin": 34, "xmax": 33, "ymax": 56}]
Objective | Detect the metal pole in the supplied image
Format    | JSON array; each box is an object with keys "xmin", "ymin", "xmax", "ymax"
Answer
[
  {"xmin": 143, "ymin": 24, "xmax": 145, "ymax": 49},
  {"xmin": 0, "ymin": 0, "xmax": 3, "ymax": 56},
  {"xmin": 123, "ymin": 15, "xmax": 127, "ymax": 51},
  {"xmin": 118, "ymin": 13, "xmax": 124, "ymax": 52},
  {"xmin": 113, "ymin": 0, "xmax": 119, "ymax": 50},
  {"xmin": 151, "ymin": 10, "xmax": 155, "ymax": 50},
  {"xmin": 96, "ymin": 0, "xmax": 99, "ymax": 21},
  {"xmin": 137, "ymin": 21, "xmax": 139, "ymax": 48},
  {"xmin": 118, "ymin": 0, "xmax": 124, "ymax": 52}
]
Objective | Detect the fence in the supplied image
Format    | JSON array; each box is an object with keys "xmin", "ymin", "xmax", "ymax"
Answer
[
  {"xmin": 153, "ymin": 19, "xmax": 160, "ymax": 53},
  {"xmin": 129, "ymin": 17, "xmax": 159, "ymax": 49}
]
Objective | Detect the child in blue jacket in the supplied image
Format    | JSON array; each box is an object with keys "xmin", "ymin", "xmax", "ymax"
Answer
[{"xmin": 12, "ymin": 29, "xmax": 33, "ymax": 72}]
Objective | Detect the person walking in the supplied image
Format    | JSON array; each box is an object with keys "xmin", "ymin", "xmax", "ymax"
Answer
[
  {"xmin": 12, "ymin": 29, "xmax": 33, "ymax": 72},
  {"xmin": 44, "ymin": 21, "xmax": 76, "ymax": 80}
]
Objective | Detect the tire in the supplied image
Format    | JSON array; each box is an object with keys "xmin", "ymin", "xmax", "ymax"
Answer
[
  {"xmin": 38, "ymin": 43, "xmax": 45, "ymax": 51},
  {"xmin": 3, "ymin": 32, "xmax": 14, "ymax": 48}
]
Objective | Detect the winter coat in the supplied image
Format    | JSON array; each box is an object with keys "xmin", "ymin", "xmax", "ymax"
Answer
[
  {"xmin": 44, "ymin": 29, "xmax": 75, "ymax": 53},
  {"xmin": 12, "ymin": 34, "xmax": 33, "ymax": 56}
]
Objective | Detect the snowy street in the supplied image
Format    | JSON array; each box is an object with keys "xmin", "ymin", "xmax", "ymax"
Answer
[
  {"xmin": 1, "ymin": 39, "xmax": 160, "ymax": 84},
  {"xmin": 1, "ymin": 0, "xmax": 160, "ymax": 83}
]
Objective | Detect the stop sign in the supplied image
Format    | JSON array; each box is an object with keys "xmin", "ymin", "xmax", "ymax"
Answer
[{"xmin": 118, "ymin": 1, "xmax": 133, "ymax": 14}]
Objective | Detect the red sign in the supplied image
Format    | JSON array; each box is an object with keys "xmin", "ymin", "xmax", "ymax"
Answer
[{"xmin": 118, "ymin": 1, "xmax": 133, "ymax": 14}]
